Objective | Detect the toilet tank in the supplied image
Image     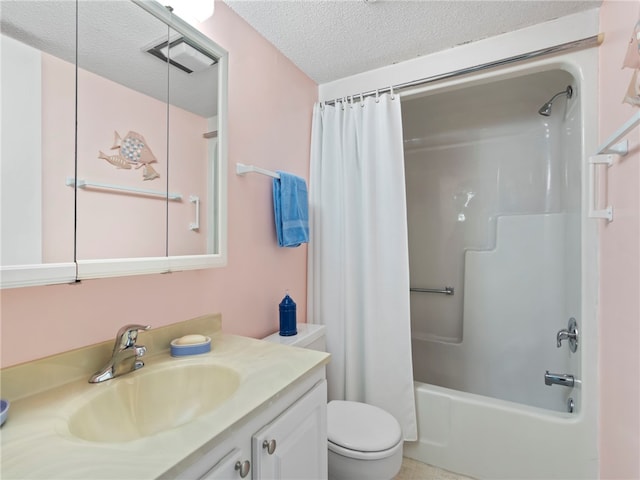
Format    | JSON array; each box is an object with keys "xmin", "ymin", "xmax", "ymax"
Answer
[{"xmin": 262, "ymin": 323, "xmax": 326, "ymax": 352}]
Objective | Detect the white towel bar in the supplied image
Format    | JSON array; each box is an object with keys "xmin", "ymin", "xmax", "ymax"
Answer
[
  {"xmin": 236, "ymin": 163, "xmax": 280, "ymax": 179},
  {"xmin": 596, "ymin": 111, "xmax": 640, "ymax": 155},
  {"xmin": 66, "ymin": 177, "xmax": 182, "ymax": 200},
  {"xmin": 587, "ymin": 111, "xmax": 640, "ymax": 222}
]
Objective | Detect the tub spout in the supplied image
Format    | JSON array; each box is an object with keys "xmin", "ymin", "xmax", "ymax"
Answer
[{"xmin": 544, "ymin": 370, "xmax": 575, "ymax": 388}]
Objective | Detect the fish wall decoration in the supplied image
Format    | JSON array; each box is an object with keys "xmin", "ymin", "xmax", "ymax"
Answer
[
  {"xmin": 98, "ymin": 130, "xmax": 160, "ymax": 181},
  {"xmin": 622, "ymin": 19, "xmax": 640, "ymax": 107}
]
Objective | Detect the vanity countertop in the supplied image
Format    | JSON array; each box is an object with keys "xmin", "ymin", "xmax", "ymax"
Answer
[{"xmin": 0, "ymin": 315, "xmax": 329, "ymax": 479}]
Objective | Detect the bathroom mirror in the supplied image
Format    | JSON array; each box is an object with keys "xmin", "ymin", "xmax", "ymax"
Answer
[
  {"xmin": 1, "ymin": 1, "xmax": 77, "ymax": 287},
  {"xmin": 0, "ymin": 0, "xmax": 228, "ymax": 287}
]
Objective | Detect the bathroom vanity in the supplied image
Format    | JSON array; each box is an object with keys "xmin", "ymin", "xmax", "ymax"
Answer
[
  {"xmin": 0, "ymin": 315, "xmax": 329, "ymax": 479},
  {"xmin": 170, "ymin": 372, "xmax": 327, "ymax": 479}
]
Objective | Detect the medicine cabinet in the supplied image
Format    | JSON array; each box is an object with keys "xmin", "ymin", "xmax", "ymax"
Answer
[{"xmin": 0, "ymin": 0, "xmax": 228, "ymax": 288}]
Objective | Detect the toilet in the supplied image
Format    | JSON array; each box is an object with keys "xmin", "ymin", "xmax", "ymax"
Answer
[{"xmin": 263, "ymin": 323, "xmax": 403, "ymax": 480}]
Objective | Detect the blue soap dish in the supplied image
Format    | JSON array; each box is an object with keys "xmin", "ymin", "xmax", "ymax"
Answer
[
  {"xmin": 170, "ymin": 336, "xmax": 211, "ymax": 357},
  {"xmin": 1, "ymin": 399, "xmax": 9, "ymax": 427}
]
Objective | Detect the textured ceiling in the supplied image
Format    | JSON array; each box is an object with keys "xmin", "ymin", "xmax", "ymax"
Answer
[
  {"xmin": 223, "ymin": 0, "xmax": 602, "ymax": 84},
  {"xmin": 1, "ymin": 1, "xmax": 219, "ymax": 117}
]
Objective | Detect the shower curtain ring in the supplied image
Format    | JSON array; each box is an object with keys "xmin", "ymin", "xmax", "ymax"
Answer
[
  {"xmin": 360, "ymin": 93, "xmax": 365, "ymax": 107},
  {"xmin": 375, "ymin": 90, "xmax": 380, "ymax": 103},
  {"xmin": 390, "ymin": 85, "xmax": 395, "ymax": 100}
]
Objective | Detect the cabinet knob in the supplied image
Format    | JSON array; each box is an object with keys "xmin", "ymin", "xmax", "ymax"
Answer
[
  {"xmin": 234, "ymin": 460, "xmax": 250, "ymax": 478},
  {"xmin": 262, "ymin": 438, "xmax": 277, "ymax": 455}
]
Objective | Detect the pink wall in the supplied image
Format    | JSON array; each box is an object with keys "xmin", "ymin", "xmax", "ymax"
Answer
[
  {"xmin": 598, "ymin": 1, "xmax": 640, "ymax": 478},
  {"xmin": 74, "ymin": 64, "xmax": 209, "ymax": 259},
  {"xmin": 0, "ymin": 2, "xmax": 317, "ymax": 367}
]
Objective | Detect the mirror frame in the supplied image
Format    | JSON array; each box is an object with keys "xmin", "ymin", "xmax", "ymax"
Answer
[{"xmin": 0, "ymin": 0, "xmax": 228, "ymax": 288}]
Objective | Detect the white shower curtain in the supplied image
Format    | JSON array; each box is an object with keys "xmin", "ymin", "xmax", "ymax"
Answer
[{"xmin": 307, "ymin": 94, "xmax": 417, "ymax": 440}]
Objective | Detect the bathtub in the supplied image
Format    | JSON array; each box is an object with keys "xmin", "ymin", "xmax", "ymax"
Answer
[{"xmin": 404, "ymin": 381, "xmax": 597, "ymax": 479}]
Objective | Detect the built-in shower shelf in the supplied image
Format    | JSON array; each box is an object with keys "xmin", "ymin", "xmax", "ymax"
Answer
[{"xmin": 588, "ymin": 111, "xmax": 640, "ymax": 222}]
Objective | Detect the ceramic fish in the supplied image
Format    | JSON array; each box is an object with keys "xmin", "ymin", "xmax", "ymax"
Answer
[
  {"xmin": 98, "ymin": 150, "xmax": 132, "ymax": 169},
  {"xmin": 142, "ymin": 164, "xmax": 160, "ymax": 181},
  {"xmin": 99, "ymin": 130, "xmax": 160, "ymax": 180},
  {"xmin": 111, "ymin": 130, "xmax": 158, "ymax": 167}
]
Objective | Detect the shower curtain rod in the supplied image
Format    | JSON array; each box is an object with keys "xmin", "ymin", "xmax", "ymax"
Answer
[{"xmin": 323, "ymin": 33, "xmax": 603, "ymax": 105}]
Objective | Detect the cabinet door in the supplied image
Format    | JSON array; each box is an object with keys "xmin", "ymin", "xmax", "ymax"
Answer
[
  {"xmin": 199, "ymin": 448, "xmax": 252, "ymax": 480},
  {"xmin": 173, "ymin": 439, "xmax": 251, "ymax": 480},
  {"xmin": 252, "ymin": 380, "xmax": 328, "ymax": 480}
]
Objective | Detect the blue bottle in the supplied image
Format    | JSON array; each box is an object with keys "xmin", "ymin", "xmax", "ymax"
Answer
[{"xmin": 279, "ymin": 293, "xmax": 297, "ymax": 336}]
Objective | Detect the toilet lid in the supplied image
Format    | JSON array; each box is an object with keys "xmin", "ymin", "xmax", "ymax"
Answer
[{"xmin": 327, "ymin": 400, "xmax": 402, "ymax": 452}]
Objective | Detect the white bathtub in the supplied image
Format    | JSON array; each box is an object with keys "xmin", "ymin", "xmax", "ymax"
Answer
[{"xmin": 404, "ymin": 381, "xmax": 596, "ymax": 479}]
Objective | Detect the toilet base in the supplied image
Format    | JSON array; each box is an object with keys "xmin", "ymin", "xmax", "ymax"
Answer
[{"xmin": 328, "ymin": 442, "xmax": 403, "ymax": 480}]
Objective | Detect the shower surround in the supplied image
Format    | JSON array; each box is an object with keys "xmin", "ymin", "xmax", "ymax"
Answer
[
  {"xmin": 400, "ymin": 56, "xmax": 598, "ymax": 479},
  {"xmin": 404, "ymin": 69, "xmax": 581, "ymax": 413}
]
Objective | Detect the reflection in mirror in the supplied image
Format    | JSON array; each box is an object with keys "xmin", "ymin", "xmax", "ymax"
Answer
[
  {"xmin": 167, "ymin": 24, "xmax": 220, "ymax": 257},
  {"xmin": 0, "ymin": 1, "xmax": 76, "ymax": 285},
  {"xmin": 75, "ymin": 1, "xmax": 171, "ymax": 260},
  {"xmin": 74, "ymin": 1, "xmax": 222, "ymax": 264},
  {"xmin": 0, "ymin": 0, "xmax": 227, "ymax": 287}
]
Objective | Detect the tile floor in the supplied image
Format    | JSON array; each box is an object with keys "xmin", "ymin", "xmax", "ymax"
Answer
[{"xmin": 394, "ymin": 457, "xmax": 475, "ymax": 480}]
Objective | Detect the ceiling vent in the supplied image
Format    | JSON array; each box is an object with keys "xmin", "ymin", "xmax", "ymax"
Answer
[{"xmin": 146, "ymin": 37, "xmax": 217, "ymax": 74}]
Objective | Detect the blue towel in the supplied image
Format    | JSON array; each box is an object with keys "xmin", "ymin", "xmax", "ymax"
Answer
[{"xmin": 273, "ymin": 171, "xmax": 309, "ymax": 247}]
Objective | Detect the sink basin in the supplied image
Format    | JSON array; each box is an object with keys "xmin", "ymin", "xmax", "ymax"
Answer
[{"xmin": 67, "ymin": 364, "xmax": 240, "ymax": 442}]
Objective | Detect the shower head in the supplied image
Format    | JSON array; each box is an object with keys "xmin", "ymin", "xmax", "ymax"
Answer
[{"xmin": 538, "ymin": 85, "xmax": 573, "ymax": 116}]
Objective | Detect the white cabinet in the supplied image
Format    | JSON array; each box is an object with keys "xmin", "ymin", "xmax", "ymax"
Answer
[
  {"xmin": 169, "ymin": 372, "xmax": 327, "ymax": 480},
  {"xmin": 200, "ymin": 449, "xmax": 251, "ymax": 479},
  {"xmin": 252, "ymin": 380, "xmax": 327, "ymax": 479},
  {"xmin": 172, "ymin": 433, "xmax": 252, "ymax": 480}
]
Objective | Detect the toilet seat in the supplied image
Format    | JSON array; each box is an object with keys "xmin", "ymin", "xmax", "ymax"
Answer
[
  {"xmin": 327, "ymin": 400, "xmax": 402, "ymax": 460},
  {"xmin": 328, "ymin": 438, "xmax": 403, "ymax": 461}
]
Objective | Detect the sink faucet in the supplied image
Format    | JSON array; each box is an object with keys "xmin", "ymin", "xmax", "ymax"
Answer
[{"xmin": 89, "ymin": 324, "xmax": 150, "ymax": 383}]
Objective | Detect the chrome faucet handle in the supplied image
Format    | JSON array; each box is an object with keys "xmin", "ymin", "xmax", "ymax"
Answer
[
  {"xmin": 556, "ymin": 318, "xmax": 578, "ymax": 353},
  {"xmin": 113, "ymin": 324, "xmax": 150, "ymax": 351},
  {"xmin": 556, "ymin": 330, "xmax": 575, "ymax": 347},
  {"xmin": 134, "ymin": 345, "xmax": 147, "ymax": 357},
  {"xmin": 89, "ymin": 325, "xmax": 151, "ymax": 383}
]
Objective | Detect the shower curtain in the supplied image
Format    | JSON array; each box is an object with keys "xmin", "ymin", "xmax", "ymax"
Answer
[{"xmin": 307, "ymin": 94, "xmax": 417, "ymax": 440}]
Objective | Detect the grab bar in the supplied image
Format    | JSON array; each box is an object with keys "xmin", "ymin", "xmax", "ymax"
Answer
[{"xmin": 410, "ymin": 286, "xmax": 454, "ymax": 296}]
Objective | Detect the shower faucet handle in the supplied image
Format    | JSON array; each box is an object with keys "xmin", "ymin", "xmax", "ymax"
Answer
[{"xmin": 556, "ymin": 317, "xmax": 578, "ymax": 352}]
